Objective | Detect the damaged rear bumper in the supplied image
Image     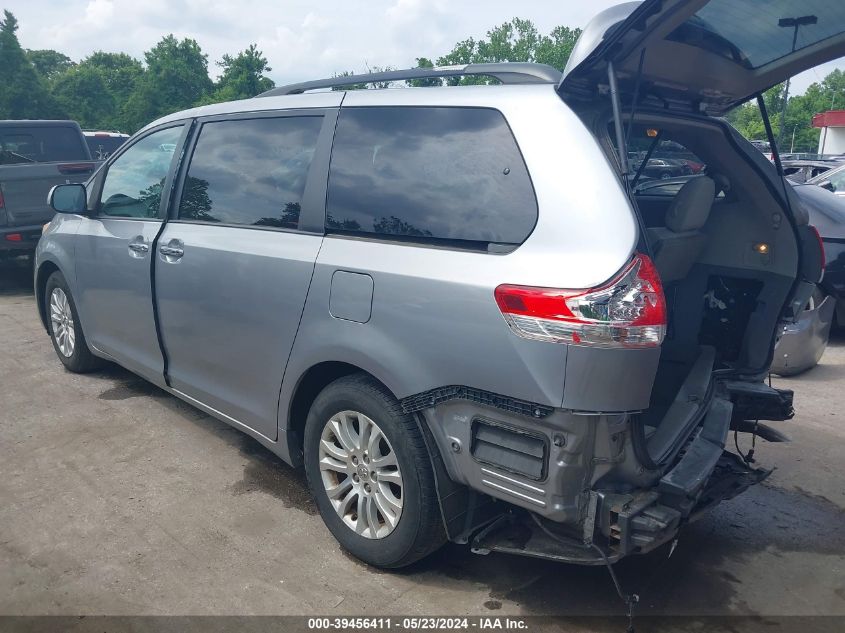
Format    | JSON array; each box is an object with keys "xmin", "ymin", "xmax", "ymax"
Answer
[
  {"xmin": 419, "ymin": 373, "xmax": 789, "ymax": 564},
  {"xmin": 471, "ymin": 450, "xmax": 770, "ymax": 565},
  {"xmin": 464, "ymin": 382, "xmax": 781, "ymax": 564}
]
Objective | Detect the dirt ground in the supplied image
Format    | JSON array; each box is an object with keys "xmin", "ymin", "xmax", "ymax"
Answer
[{"xmin": 1, "ymin": 255, "xmax": 843, "ymax": 624}]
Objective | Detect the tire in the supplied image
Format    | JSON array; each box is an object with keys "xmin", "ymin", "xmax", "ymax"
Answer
[
  {"xmin": 303, "ymin": 373, "xmax": 446, "ymax": 568},
  {"xmin": 660, "ymin": 171, "xmax": 671, "ymax": 180},
  {"xmin": 45, "ymin": 271, "xmax": 104, "ymax": 373}
]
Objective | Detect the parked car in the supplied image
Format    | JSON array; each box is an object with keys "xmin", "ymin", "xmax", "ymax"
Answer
[
  {"xmin": 36, "ymin": 0, "xmax": 835, "ymax": 570},
  {"xmin": 634, "ymin": 173, "xmax": 722, "ymax": 197},
  {"xmin": 632, "ymin": 157, "xmax": 688, "ymax": 179},
  {"xmin": 791, "ymin": 181, "xmax": 845, "ymax": 325},
  {"xmin": 808, "ymin": 161, "xmax": 845, "ymax": 196},
  {"xmin": 771, "ymin": 178, "xmax": 845, "ymax": 376},
  {"xmin": 781, "ymin": 159, "xmax": 839, "ymax": 183},
  {"xmin": 750, "ymin": 140, "xmax": 771, "ymax": 153},
  {"xmin": 83, "ymin": 131, "xmax": 129, "ymax": 161},
  {"xmin": 0, "ymin": 120, "xmax": 96, "ymax": 257}
]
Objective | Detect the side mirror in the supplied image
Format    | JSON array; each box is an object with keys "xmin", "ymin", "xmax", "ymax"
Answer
[
  {"xmin": 818, "ymin": 179, "xmax": 834, "ymax": 191},
  {"xmin": 48, "ymin": 183, "xmax": 87, "ymax": 214}
]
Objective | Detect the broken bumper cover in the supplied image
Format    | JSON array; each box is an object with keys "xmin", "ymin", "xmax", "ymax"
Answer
[
  {"xmin": 471, "ymin": 450, "xmax": 770, "ymax": 565},
  {"xmin": 771, "ymin": 295, "xmax": 835, "ymax": 376}
]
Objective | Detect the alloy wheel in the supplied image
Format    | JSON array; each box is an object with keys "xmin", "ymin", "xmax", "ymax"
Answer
[
  {"xmin": 318, "ymin": 410, "xmax": 403, "ymax": 539},
  {"xmin": 50, "ymin": 287, "xmax": 75, "ymax": 357}
]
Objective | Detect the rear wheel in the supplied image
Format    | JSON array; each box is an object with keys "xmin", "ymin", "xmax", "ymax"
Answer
[
  {"xmin": 45, "ymin": 271, "xmax": 103, "ymax": 373},
  {"xmin": 303, "ymin": 374, "xmax": 445, "ymax": 568}
]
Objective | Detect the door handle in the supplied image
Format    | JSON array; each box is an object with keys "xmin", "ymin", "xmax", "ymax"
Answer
[
  {"xmin": 159, "ymin": 244, "xmax": 184, "ymax": 259},
  {"xmin": 128, "ymin": 236, "xmax": 150, "ymax": 258}
]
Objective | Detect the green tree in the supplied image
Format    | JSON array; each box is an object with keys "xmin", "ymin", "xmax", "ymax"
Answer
[
  {"xmin": 406, "ymin": 57, "xmax": 441, "ymax": 87},
  {"xmin": 51, "ymin": 65, "xmax": 115, "ymax": 129},
  {"xmin": 122, "ymin": 35, "xmax": 213, "ymax": 132},
  {"xmin": 364, "ymin": 65, "xmax": 395, "ymax": 89},
  {"xmin": 0, "ymin": 11, "xmax": 62, "ymax": 119},
  {"xmin": 726, "ymin": 85, "xmax": 783, "ymax": 144},
  {"xmin": 331, "ymin": 70, "xmax": 368, "ymax": 91},
  {"xmin": 82, "ymin": 52, "xmax": 144, "ymax": 105},
  {"xmin": 26, "ymin": 49, "xmax": 74, "ymax": 81},
  {"xmin": 204, "ymin": 44, "xmax": 274, "ymax": 103},
  {"xmin": 726, "ymin": 70, "xmax": 845, "ymax": 153},
  {"xmin": 217, "ymin": 44, "xmax": 276, "ymax": 99},
  {"xmin": 535, "ymin": 26, "xmax": 581, "ymax": 70},
  {"xmin": 432, "ymin": 18, "xmax": 581, "ymax": 86},
  {"xmin": 328, "ymin": 66, "xmax": 396, "ymax": 91}
]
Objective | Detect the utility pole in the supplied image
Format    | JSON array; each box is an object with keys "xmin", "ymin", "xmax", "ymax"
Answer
[{"xmin": 777, "ymin": 15, "xmax": 818, "ymax": 149}]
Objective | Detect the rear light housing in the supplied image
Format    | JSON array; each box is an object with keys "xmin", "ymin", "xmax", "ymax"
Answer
[
  {"xmin": 494, "ymin": 253, "xmax": 666, "ymax": 348},
  {"xmin": 809, "ymin": 224, "xmax": 826, "ymax": 273},
  {"xmin": 57, "ymin": 163, "xmax": 95, "ymax": 175}
]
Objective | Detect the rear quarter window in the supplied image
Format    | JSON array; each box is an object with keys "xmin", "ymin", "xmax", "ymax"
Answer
[
  {"xmin": 326, "ymin": 107, "xmax": 537, "ymax": 249},
  {"xmin": 0, "ymin": 126, "xmax": 87, "ymax": 163}
]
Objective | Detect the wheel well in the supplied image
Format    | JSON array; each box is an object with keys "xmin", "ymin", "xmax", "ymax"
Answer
[
  {"xmin": 287, "ymin": 361, "xmax": 377, "ymax": 465},
  {"xmin": 286, "ymin": 361, "xmax": 461, "ymax": 540},
  {"xmin": 35, "ymin": 261, "xmax": 60, "ymax": 331}
]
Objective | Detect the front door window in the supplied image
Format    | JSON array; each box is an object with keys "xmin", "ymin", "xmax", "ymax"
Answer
[{"xmin": 99, "ymin": 126, "xmax": 184, "ymax": 219}]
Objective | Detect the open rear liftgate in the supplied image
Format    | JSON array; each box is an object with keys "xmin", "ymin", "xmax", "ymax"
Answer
[{"xmin": 469, "ymin": 57, "xmax": 796, "ymax": 567}]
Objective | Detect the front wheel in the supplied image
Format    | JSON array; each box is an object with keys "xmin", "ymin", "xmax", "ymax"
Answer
[
  {"xmin": 303, "ymin": 374, "xmax": 445, "ymax": 568},
  {"xmin": 45, "ymin": 271, "xmax": 103, "ymax": 373}
]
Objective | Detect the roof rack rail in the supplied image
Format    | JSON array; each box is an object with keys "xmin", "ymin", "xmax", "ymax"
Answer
[{"xmin": 258, "ymin": 62, "xmax": 562, "ymax": 97}]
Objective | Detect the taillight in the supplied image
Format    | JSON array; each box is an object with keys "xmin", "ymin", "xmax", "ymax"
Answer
[
  {"xmin": 809, "ymin": 225, "xmax": 826, "ymax": 272},
  {"xmin": 5, "ymin": 233, "xmax": 22, "ymax": 242},
  {"xmin": 494, "ymin": 253, "xmax": 666, "ymax": 348},
  {"xmin": 57, "ymin": 163, "xmax": 95, "ymax": 175}
]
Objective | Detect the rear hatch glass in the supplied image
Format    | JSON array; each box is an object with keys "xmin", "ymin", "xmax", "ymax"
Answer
[
  {"xmin": 672, "ymin": 0, "xmax": 845, "ymax": 70},
  {"xmin": 85, "ymin": 136, "xmax": 128, "ymax": 161},
  {"xmin": 0, "ymin": 126, "xmax": 88, "ymax": 164},
  {"xmin": 560, "ymin": 0, "xmax": 845, "ymax": 115}
]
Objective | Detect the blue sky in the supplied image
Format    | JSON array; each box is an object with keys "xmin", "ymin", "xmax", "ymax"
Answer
[{"xmin": 7, "ymin": 0, "xmax": 844, "ymax": 95}]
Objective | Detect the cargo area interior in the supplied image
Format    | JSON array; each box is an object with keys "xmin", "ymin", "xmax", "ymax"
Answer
[{"xmin": 603, "ymin": 114, "xmax": 800, "ymax": 467}]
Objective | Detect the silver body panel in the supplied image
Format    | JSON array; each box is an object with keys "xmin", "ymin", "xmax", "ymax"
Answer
[
  {"xmin": 155, "ymin": 223, "xmax": 322, "ymax": 440},
  {"xmin": 35, "ymin": 76, "xmax": 797, "ymax": 536},
  {"xmin": 36, "ymin": 84, "xmax": 648, "ymax": 523},
  {"xmin": 75, "ymin": 218, "xmax": 164, "ymax": 385}
]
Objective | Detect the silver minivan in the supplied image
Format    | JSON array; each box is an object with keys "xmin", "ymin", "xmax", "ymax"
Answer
[{"xmin": 37, "ymin": 0, "xmax": 841, "ymax": 568}]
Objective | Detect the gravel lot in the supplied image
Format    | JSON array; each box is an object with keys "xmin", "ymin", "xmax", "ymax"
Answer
[{"xmin": 1, "ymin": 255, "xmax": 843, "ymax": 623}]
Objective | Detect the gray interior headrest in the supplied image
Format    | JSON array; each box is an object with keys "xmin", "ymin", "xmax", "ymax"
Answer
[{"xmin": 665, "ymin": 176, "xmax": 715, "ymax": 232}]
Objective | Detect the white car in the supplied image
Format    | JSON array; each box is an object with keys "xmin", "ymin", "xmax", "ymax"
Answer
[{"xmin": 83, "ymin": 131, "xmax": 129, "ymax": 161}]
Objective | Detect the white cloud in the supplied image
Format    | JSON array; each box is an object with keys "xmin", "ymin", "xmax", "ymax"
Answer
[
  {"xmin": 83, "ymin": 0, "xmax": 114, "ymax": 27},
  {"xmin": 7, "ymin": 0, "xmax": 844, "ymax": 94}
]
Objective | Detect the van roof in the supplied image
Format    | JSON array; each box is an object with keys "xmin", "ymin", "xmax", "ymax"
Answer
[
  {"xmin": 259, "ymin": 63, "xmax": 561, "ymax": 97},
  {"xmin": 144, "ymin": 82, "xmax": 563, "ymax": 133}
]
